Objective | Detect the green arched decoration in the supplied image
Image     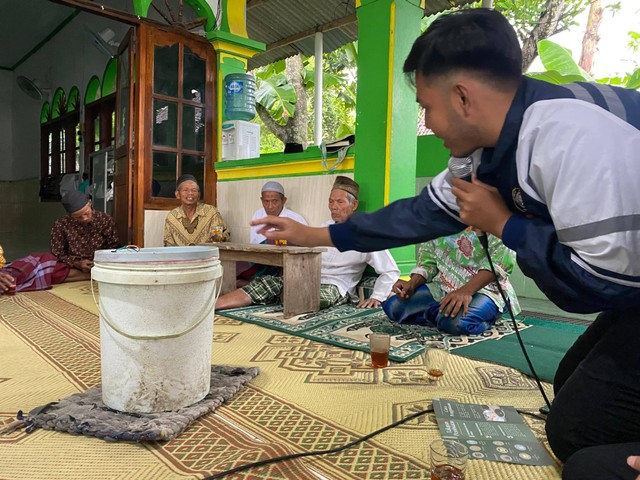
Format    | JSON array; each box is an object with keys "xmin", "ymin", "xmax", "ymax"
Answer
[
  {"xmin": 101, "ymin": 57, "xmax": 118, "ymax": 96},
  {"xmin": 51, "ymin": 87, "xmax": 65, "ymax": 119},
  {"xmin": 132, "ymin": 0, "xmax": 217, "ymax": 32},
  {"xmin": 84, "ymin": 75, "xmax": 101, "ymax": 104},
  {"xmin": 67, "ymin": 86, "xmax": 80, "ymax": 111},
  {"xmin": 40, "ymin": 102, "xmax": 51, "ymax": 124}
]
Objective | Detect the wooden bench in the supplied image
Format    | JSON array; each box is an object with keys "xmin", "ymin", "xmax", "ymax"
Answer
[{"xmin": 203, "ymin": 243, "xmax": 326, "ymax": 318}]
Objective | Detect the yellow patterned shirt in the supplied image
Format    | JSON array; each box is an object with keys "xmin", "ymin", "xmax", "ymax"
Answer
[{"xmin": 163, "ymin": 203, "xmax": 230, "ymax": 246}]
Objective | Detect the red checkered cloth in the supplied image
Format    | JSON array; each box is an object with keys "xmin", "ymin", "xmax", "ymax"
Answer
[{"xmin": 2, "ymin": 253, "xmax": 69, "ymax": 292}]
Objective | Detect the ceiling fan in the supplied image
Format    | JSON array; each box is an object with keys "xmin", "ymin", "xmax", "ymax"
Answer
[
  {"xmin": 16, "ymin": 76, "xmax": 50, "ymax": 101},
  {"xmin": 86, "ymin": 27, "xmax": 120, "ymax": 58}
]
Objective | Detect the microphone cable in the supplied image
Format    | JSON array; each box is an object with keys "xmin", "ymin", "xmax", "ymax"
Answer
[
  {"xmin": 202, "ymin": 407, "xmax": 435, "ymax": 479},
  {"xmin": 477, "ymin": 233, "xmax": 552, "ymax": 411}
]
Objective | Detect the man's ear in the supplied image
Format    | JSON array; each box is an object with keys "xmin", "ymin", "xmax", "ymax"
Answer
[
  {"xmin": 174, "ymin": 190, "xmax": 180, "ymax": 200},
  {"xmin": 453, "ymin": 82, "xmax": 472, "ymax": 117},
  {"xmin": 282, "ymin": 196, "xmax": 288, "ymax": 205}
]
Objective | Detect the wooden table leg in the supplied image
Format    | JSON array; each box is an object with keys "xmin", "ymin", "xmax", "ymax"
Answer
[
  {"xmin": 220, "ymin": 259, "xmax": 237, "ymax": 294},
  {"xmin": 282, "ymin": 252, "xmax": 322, "ymax": 318}
]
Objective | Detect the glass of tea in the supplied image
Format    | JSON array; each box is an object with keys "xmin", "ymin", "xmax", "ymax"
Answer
[
  {"xmin": 210, "ymin": 226, "xmax": 225, "ymax": 242},
  {"xmin": 275, "ymin": 239, "xmax": 287, "ymax": 247},
  {"xmin": 423, "ymin": 346, "xmax": 449, "ymax": 382},
  {"xmin": 369, "ymin": 333, "xmax": 391, "ymax": 368},
  {"xmin": 430, "ymin": 439, "xmax": 467, "ymax": 480}
]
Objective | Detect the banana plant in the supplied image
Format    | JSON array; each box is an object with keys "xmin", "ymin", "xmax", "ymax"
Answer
[{"xmin": 528, "ymin": 39, "xmax": 640, "ymax": 89}]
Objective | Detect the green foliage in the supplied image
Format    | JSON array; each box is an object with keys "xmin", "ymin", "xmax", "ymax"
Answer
[
  {"xmin": 251, "ymin": 41, "xmax": 358, "ymax": 148},
  {"xmin": 491, "ymin": 0, "xmax": 588, "ymax": 43},
  {"xmin": 254, "ymin": 73, "xmax": 297, "ymax": 125},
  {"xmin": 537, "ymin": 40, "xmax": 593, "ymax": 80},
  {"xmin": 528, "ymin": 39, "xmax": 640, "ymax": 90}
]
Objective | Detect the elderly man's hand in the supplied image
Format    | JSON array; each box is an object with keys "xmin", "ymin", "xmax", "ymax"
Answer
[
  {"xmin": 0, "ymin": 272, "xmax": 15, "ymax": 293},
  {"xmin": 451, "ymin": 177, "xmax": 512, "ymax": 238},
  {"xmin": 74, "ymin": 259, "xmax": 94, "ymax": 273},
  {"xmin": 357, "ymin": 297, "xmax": 381, "ymax": 309},
  {"xmin": 251, "ymin": 216, "xmax": 334, "ymax": 247}
]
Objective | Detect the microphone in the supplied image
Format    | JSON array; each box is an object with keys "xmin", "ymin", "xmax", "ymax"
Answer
[{"xmin": 448, "ymin": 156, "xmax": 489, "ymax": 249}]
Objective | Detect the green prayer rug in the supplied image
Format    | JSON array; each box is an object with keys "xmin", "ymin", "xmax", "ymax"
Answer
[
  {"xmin": 219, "ymin": 304, "xmax": 530, "ymax": 362},
  {"xmin": 453, "ymin": 315, "xmax": 587, "ymax": 383}
]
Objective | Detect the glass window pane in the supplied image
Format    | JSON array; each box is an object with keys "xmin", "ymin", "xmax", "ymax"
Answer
[
  {"xmin": 117, "ymin": 44, "xmax": 130, "ymax": 147},
  {"xmin": 181, "ymin": 154, "xmax": 204, "ymax": 191},
  {"xmin": 153, "ymin": 100, "xmax": 177, "ymax": 147},
  {"xmin": 152, "ymin": 151, "xmax": 177, "ymax": 198},
  {"xmin": 182, "ymin": 105, "xmax": 204, "ymax": 151},
  {"xmin": 94, "ymin": 117, "xmax": 101, "ymax": 144},
  {"xmin": 154, "ymin": 44, "xmax": 179, "ymax": 97},
  {"xmin": 183, "ymin": 46, "xmax": 205, "ymax": 103}
]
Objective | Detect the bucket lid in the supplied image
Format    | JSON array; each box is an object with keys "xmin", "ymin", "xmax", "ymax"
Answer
[{"xmin": 94, "ymin": 246, "xmax": 219, "ymax": 264}]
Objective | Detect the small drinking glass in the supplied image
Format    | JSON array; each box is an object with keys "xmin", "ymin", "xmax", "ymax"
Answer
[
  {"xmin": 210, "ymin": 226, "xmax": 225, "ymax": 242},
  {"xmin": 369, "ymin": 333, "xmax": 391, "ymax": 368},
  {"xmin": 275, "ymin": 239, "xmax": 287, "ymax": 246},
  {"xmin": 423, "ymin": 346, "xmax": 450, "ymax": 382},
  {"xmin": 430, "ymin": 439, "xmax": 468, "ymax": 480}
]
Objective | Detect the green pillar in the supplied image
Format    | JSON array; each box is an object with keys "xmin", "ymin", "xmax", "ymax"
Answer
[
  {"xmin": 206, "ymin": 1, "xmax": 264, "ymax": 160},
  {"xmin": 354, "ymin": 0, "xmax": 423, "ymax": 274}
]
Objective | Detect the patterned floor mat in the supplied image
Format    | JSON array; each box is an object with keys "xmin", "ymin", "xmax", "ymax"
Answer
[{"xmin": 220, "ymin": 304, "xmax": 531, "ymax": 362}]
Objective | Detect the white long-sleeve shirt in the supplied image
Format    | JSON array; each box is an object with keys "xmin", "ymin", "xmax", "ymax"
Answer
[
  {"xmin": 320, "ymin": 221, "xmax": 399, "ymax": 302},
  {"xmin": 250, "ymin": 207, "xmax": 308, "ymax": 244}
]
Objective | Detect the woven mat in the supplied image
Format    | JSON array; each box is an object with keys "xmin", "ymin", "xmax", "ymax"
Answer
[
  {"xmin": 0, "ymin": 283, "xmax": 561, "ymax": 479},
  {"xmin": 22, "ymin": 365, "xmax": 259, "ymax": 442},
  {"xmin": 221, "ymin": 304, "xmax": 531, "ymax": 362}
]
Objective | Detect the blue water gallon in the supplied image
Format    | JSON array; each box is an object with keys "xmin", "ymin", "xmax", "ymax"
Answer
[{"xmin": 224, "ymin": 73, "xmax": 256, "ymax": 121}]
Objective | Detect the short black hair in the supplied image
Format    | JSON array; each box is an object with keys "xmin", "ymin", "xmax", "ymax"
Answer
[{"xmin": 403, "ymin": 9, "xmax": 522, "ymax": 87}]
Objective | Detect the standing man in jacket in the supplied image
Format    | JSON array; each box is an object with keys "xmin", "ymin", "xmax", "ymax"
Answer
[{"xmin": 250, "ymin": 9, "xmax": 640, "ymax": 479}]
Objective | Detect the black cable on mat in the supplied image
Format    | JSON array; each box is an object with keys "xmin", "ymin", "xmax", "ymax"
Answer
[
  {"xmin": 480, "ymin": 237, "xmax": 552, "ymax": 410},
  {"xmin": 202, "ymin": 408, "xmax": 435, "ymax": 479}
]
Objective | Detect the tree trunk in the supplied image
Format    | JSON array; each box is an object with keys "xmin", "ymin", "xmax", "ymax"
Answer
[
  {"xmin": 257, "ymin": 53, "xmax": 309, "ymax": 149},
  {"xmin": 579, "ymin": 0, "xmax": 603, "ymax": 75},
  {"xmin": 282, "ymin": 54, "xmax": 309, "ymax": 148},
  {"xmin": 521, "ymin": 0, "xmax": 567, "ymax": 71}
]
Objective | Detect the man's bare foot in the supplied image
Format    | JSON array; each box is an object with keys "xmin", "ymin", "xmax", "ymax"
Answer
[{"xmin": 216, "ymin": 289, "xmax": 253, "ymax": 310}]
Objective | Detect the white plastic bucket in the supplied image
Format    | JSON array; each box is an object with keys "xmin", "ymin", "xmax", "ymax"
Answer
[{"xmin": 92, "ymin": 246, "xmax": 222, "ymax": 413}]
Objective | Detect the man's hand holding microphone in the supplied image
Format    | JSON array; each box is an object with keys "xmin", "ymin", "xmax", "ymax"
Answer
[{"xmin": 448, "ymin": 156, "xmax": 513, "ymax": 240}]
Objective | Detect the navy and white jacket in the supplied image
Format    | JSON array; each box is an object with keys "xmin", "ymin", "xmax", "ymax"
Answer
[{"xmin": 330, "ymin": 77, "xmax": 640, "ymax": 313}]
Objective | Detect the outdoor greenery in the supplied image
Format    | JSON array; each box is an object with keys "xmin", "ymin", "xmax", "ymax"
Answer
[
  {"xmin": 251, "ymin": 43, "xmax": 357, "ymax": 154},
  {"xmin": 252, "ymin": 1, "xmax": 638, "ymax": 154}
]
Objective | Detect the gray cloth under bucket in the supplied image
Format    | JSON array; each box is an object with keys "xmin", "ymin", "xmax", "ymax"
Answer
[{"xmin": 21, "ymin": 365, "xmax": 259, "ymax": 442}]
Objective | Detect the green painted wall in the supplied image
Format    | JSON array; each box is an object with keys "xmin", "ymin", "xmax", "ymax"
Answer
[{"xmin": 354, "ymin": 0, "xmax": 423, "ymax": 275}]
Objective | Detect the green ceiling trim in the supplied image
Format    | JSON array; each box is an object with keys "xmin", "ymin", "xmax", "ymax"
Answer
[
  {"xmin": 40, "ymin": 102, "xmax": 52, "ymax": 124},
  {"xmin": 67, "ymin": 86, "xmax": 80, "ymax": 111},
  {"xmin": 51, "ymin": 87, "xmax": 65, "ymax": 119},
  {"xmin": 7, "ymin": 10, "xmax": 81, "ymax": 71},
  {"xmin": 132, "ymin": 0, "xmax": 217, "ymax": 31},
  {"xmin": 84, "ymin": 75, "xmax": 101, "ymax": 104},
  {"xmin": 101, "ymin": 58, "xmax": 118, "ymax": 97}
]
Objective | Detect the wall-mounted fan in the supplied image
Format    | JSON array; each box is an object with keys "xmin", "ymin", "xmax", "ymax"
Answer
[
  {"xmin": 86, "ymin": 27, "xmax": 120, "ymax": 58},
  {"xmin": 16, "ymin": 76, "xmax": 49, "ymax": 100}
]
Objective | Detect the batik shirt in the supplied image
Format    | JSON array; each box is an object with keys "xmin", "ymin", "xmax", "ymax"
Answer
[
  {"xmin": 50, "ymin": 210, "xmax": 120, "ymax": 265},
  {"xmin": 411, "ymin": 229, "xmax": 520, "ymax": 314},
  {"xmin": 164, "ymin": 203, "xmax": 230, "ymax": 246}
]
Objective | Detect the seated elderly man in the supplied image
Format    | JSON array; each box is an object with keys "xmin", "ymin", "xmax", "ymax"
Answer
[
  {"xmin": 164, "ymin": 174, "xmax": 230, "ymax": 246},
  {"xmin": 216, "ymin": 176, "xmax": 400, "ymax": 311},
  {"xmin": 250, "ymin": 181, "xmax": 307, "ymax": 244},
  {"xmin": 1, "ymin": 191, "xmax": 120, "ymax": 294}
]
